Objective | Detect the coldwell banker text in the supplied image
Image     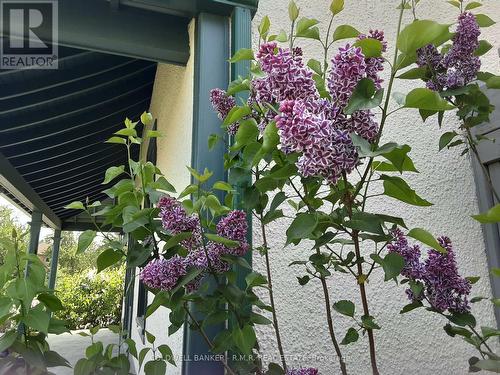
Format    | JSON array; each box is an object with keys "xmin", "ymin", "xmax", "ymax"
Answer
[{"xmin": 1, "ymin": 0, "xmax": 58, "ymax": 69}]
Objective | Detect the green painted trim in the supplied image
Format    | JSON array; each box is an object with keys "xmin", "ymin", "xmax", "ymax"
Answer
[
  {"xmin": 183, "ymin": 12, "xmax": 230, "ymax": 375},
  {"xmin": 48, "ymin": 229, "xmax": 61, "ymax": 290},
  {"xmin": 119, "ymin": 0, "xmax": 258, "ymax": 17},
  {"xmin": 230, "ymin": 6, "xmax": 253, "ymax": 293}
]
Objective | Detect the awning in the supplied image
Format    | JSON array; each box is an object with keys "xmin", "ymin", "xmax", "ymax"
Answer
[{"xmin": 0, "ymin": 46, "xmax": 157, "ymax": 229}]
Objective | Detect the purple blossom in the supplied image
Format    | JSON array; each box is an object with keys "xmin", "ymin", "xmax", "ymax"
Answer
[
  {"xmin": 158, "ymin": 195, "xmax": 202, "ymax": 250},
  {"xmin": 388, "ymin": 231, "xmax": 471, "ymax": 313},
  {"xmin": 417, "ymin": 12, "xmax": 481, "ymax": 91},
  {"xmin": 275, "ymin": 99, "xmax": 358, "ymax": 183},
  {"xmin": 286, "ymin": 368, "xmax": 319, "ymax": 375},
  {"xmin": 253, "ymin": 42, "xmax": 318, "ymax": 103},
  {"xmin": 328, "ymin": 44, "xmax": 367, "ymax": 108},
  {"xmin": 216, "ymin": 210, "xmax": 250, "ymax": 256},
  {"xmin": 388, "ymin": 229, "xmax": 425, "ymax": 280},
  {"xmin": 423, "ymin": 237, "xmax": 471, "ymax": 313},
  {"xmin": 357, "ymin": 30, "xmax": 387, "ymax": 89},
  {"xmin": 140, "ymin": 256, "xmax": 187, "ymax": 291},
  {"xmin": 210, "ymin": 88, "xmax": 238, "ymax": 134}
]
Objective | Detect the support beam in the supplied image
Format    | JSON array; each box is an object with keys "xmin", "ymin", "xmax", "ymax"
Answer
[
  {"xmin": 0, "ymin": 152, "xmax": 61, "ymax": 229},
  {"xmin": 28, "ymin": 209, "xmax": 43, "ymax": 255},
  {"xmin": 230, "ymin": 5, "xmax": 253, "ymax": 293},
  {"xmin": 183, "ymin": 12, "xmax": 229, "ymax": 375},
  {"xmin": 48, "ymin": 229, "xmax": 62, "ymax": 290}
]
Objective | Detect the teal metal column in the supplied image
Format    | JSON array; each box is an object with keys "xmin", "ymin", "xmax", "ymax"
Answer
[
  {"xmin": 48, "ymin": 229, "xmax": 62, "ymax": 290},
  {"xmin": 231, "ymin": 6, "xmax": 253, "ymax": 294},
  {"xmin": 28, "ymin": 209, "xmax": 42, "ymax": 255},
  {"xmin": 183, "ymin": 12, "xmax": 229, "ymax": 375}
]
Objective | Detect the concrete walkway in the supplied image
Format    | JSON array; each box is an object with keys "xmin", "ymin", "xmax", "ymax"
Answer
[{"xmin": 47, "ymin": 329, "xmax": 119, "ymax": 375}]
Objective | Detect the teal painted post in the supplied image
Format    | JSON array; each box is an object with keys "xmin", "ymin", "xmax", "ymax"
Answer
[
  {"xmin": 48, "ymin": 229, "xmax": 61, "ymax": 290},
  {"xmin": 182, "ymin": 12, "xmax": 229, "ymax": 375},
  {"xmin": 230, "ymin": 5, "xmax": 253, "ymax": 295},
  {"xmin": 28, "ymin": 209, "xmax": 42, "ymax": 256}
]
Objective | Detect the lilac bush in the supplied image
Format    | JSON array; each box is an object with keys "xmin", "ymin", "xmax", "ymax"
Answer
[{"xmin": 45, "ymin": 1, "xmax": 500, "ymax": 374}]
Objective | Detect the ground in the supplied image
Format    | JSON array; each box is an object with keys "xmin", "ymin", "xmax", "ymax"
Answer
[{"xmin": 47, "ymin": 329, "xmax": 119, "ymax": 375}]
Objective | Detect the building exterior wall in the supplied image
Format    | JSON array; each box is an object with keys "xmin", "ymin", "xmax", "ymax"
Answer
[
  {"xmin": 250, "ymin": 1, "xmax": 500, "ymax": 374},
  {"xmin": 129, "ymin": 19, "xmax": 196, "ymax": 375}
]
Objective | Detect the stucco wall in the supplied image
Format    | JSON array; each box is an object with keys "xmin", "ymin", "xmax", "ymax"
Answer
[
  {"xmin": 129, "ymin": 19, "xmax": 196, "ymax": 375},
  {"xmin": 251, "ymin": 1, "xmax": 500, "ymax": 374}
]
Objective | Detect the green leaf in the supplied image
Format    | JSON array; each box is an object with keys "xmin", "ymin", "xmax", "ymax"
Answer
[
  {"xmin": 261, "ymin": 121, "xmax": 279, "ymax": 153},
  {"xmin": 332, "ymin": 25, "xmax": 360, "ymax": 41},
  {"xmin": 449, "ymin": 312, "xmax": 476, "ymax": 327},
  {"xmin": 307, "ymin": 59, "xmax": 322, "ymax": 75},
  {"xmin": 285, "ymin": 213, "xmax": 318, "ymax": 244},
  {"xmin": 382, "ymin": 252, "xmax": 404, "ymax": 281},
  {"xmin": 333, "ymin": 300, "xmax": 355, "ymax": 317},
  {"xmin": 400, "ymin": 300, "xmax": 423, "ymax": 314},
  {"xmin": 158, "ymin": 344, "xmax": 175, "ymax": 365},
  {"xmin": 397, "ymin": 67, "xmax": 428, "ymax": 80},
  {"xmin": 115, "ymin": 128, "xmax": 137, "ymax": 137},
  {"xmin": 246, "ymin": 272, "xmax": 268, "ymax": 289},
  {"xmin": 346, "ymin": 212, "xmax": 384, "ymax": 235},
  {"xmin": 144, "ymin": 360, "xmax": 166, "ymax": 375},
  {"xmin": 229, "ymin": 48, "xmax": 254, "ymax": 63},
  {"xmin": 77, "ymin": 230, "xmax": 96, "ymax": 254},
  {"xmin": 297, "ymin": 275, "xmax": 310, "ymax": 285},
  {"xmin": 145, "ymin": 331, "xmax": 156, "ymax": 344},
  {"xmin": 205, "ymin": 233, "xmax": 239, "ymax": 248},
  {"xmin": 408, "ymin": 228, "xmax": 446, "ymax": 253},
  {"xmin": 486, "ymin": 76, "xmax": 500, "ymax": 89},
  {"xmin": 37, "ymin": 293, "xmax": 63, "ymax": 312},
  {"xmin": 24, "ymin": 307, "xmax": 50, "ymax": 333},
  {"xmin": 439, "ymin": 131, "xmax": 458, "ymax": 151},
  {"xmin": 405, "ymin": 88, "xmax": 455, "ymax": 111},
  {"xmin": 354, "ymin": 38, "xmax": 383, "ymax": 58},
  {"xmin": 465, "ymin": 1, "xmax": 482, "ymax": 10},
  {"xmin": 474, "ymin": 359, "xmax": 500, "ymax": 372},
  {"xmin": 288, "ymin": 1, "xmax": 299, "ymax": 21},
  {"xmin": 64, "ymin": 201, "xmax": 85, "ymax": 210},
  {"xmin": 233, "ymin": 324, "xmax": 256, "ymax": 355},
  {"xmin": 397, "ymin": 20, "xmax": 450, "ymax": 54},
  {"xmin": 97, "ymin": 249, "xmax": 123, "ymax": 273},
  {"xmin": 345, "ymin": 78, "xmax": 384, "ymax": 114},
  {"xmin": 141, "ymin": 112, "xmax": 153, "ymax": 126},
  {"xmin": 361, "ymin": 315, "xmax": 381, "ymax": 330},
  {"xmin": 341, "ymin": 327, "xmax": 359, "ymax": 345},
  {"xmin": 213, "ymin": 181, "xmax": 233, "ymax": 192},
  {"xmin": 231, "ymin": 119, "xmax": 259, "ymax": 150},
  {"xmin": 379, "ymin": 144, "xmax": 417, "ymax": 173},
  {"xmin": 0, "ymin": 331, "xmax": 17, "ymax": 352},
  {"xmin": 258, "ymin": 16, "xmax": 270, "ymax": 38},
  {"xmin": 475, "ymin": 14, "xmax": 495, "ymax": 28},
  {"xmin": 330, "ymin": 0, "xmax": 344, "ymax": 15},
  {"xmin": 381, "ymin": 175, "xmax": 432, "ymax": 206},
  {"xmin": 105, "ymin": 136, "xmax": 127, "ymax": 144},
  {"xmin": 475, "ymin": 40, "xmax": 493, "ymax": 56},
  {"xmin": 103, "ymin": 165, "xmax": 125, "ymax": 184},
  {"xmin": 295, "ymin": 17, "xmax": 320, "ymax": 40}
]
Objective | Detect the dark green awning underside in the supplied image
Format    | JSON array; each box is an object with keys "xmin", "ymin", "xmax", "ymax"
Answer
[{"xmin": 0, "ymin": 46, "xmax": 156, "ymax": 229}]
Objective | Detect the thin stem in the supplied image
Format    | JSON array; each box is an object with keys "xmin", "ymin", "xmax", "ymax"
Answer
[
  {"xmin": 287, "ymin": 177, "xmax": 347, "ymax": 373},
  {"xmin": 259, "ymin": 213, "xmax": 287, "ymax": 371},
  {"xmin": 317, "ymin": 249, "xmax": 348, "ymax": 375},
  {"xmin": 183, "ymin": 305, "xmax": 236, "ymax": 375}
]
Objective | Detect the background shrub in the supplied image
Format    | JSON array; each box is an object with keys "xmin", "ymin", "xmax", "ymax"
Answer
[{"xmin": 54, "ymin": 266, "xmax": 125, "ymax": 330}]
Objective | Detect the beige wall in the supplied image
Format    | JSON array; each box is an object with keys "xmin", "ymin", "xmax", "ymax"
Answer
[
  {"xmin": 129, "ymin": 19, "xmax": 196, "ymax": 375},
  {"xmin": 251, "ymin": 1, "xmax": 500, "ymax": 374}
]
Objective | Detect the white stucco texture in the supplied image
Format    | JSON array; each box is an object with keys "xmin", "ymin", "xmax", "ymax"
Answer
[
  {"xmin": 251, "ymin": 1, "xmax": 500, "ymax": 374},
  {"xmin": 129, "ymin": 19, "xmax": 196, "ymax": 375}
]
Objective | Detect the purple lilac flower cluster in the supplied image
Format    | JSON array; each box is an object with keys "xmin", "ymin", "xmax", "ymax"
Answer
[
  {"xmin": 211, "ymin": 32, "xmax": 387, "ymax": 183},
  {"xmin": 210, "ymin": 88, "xmax": 238, "ymax": 134},
  {"xmin": 388, "ymin": 229, "xmax": 471, "ymax": 313},
  {"xmin": 139, "ymin": 196, "xmax": 249, "ymax": 292},
  {"xmin": 253, "ymin": 42, "xmax": 318, "ymax": 103},
  {"xmin": 417, "ymin": 12, "xmax": 481, "ymax": 91},
  {"xmin": 275, "ymin": 99, "xmax": 358, "ymax": 183},
  {"xmin": 286, "ymin": 368, "xmax": 319, "ymax": 375}
]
